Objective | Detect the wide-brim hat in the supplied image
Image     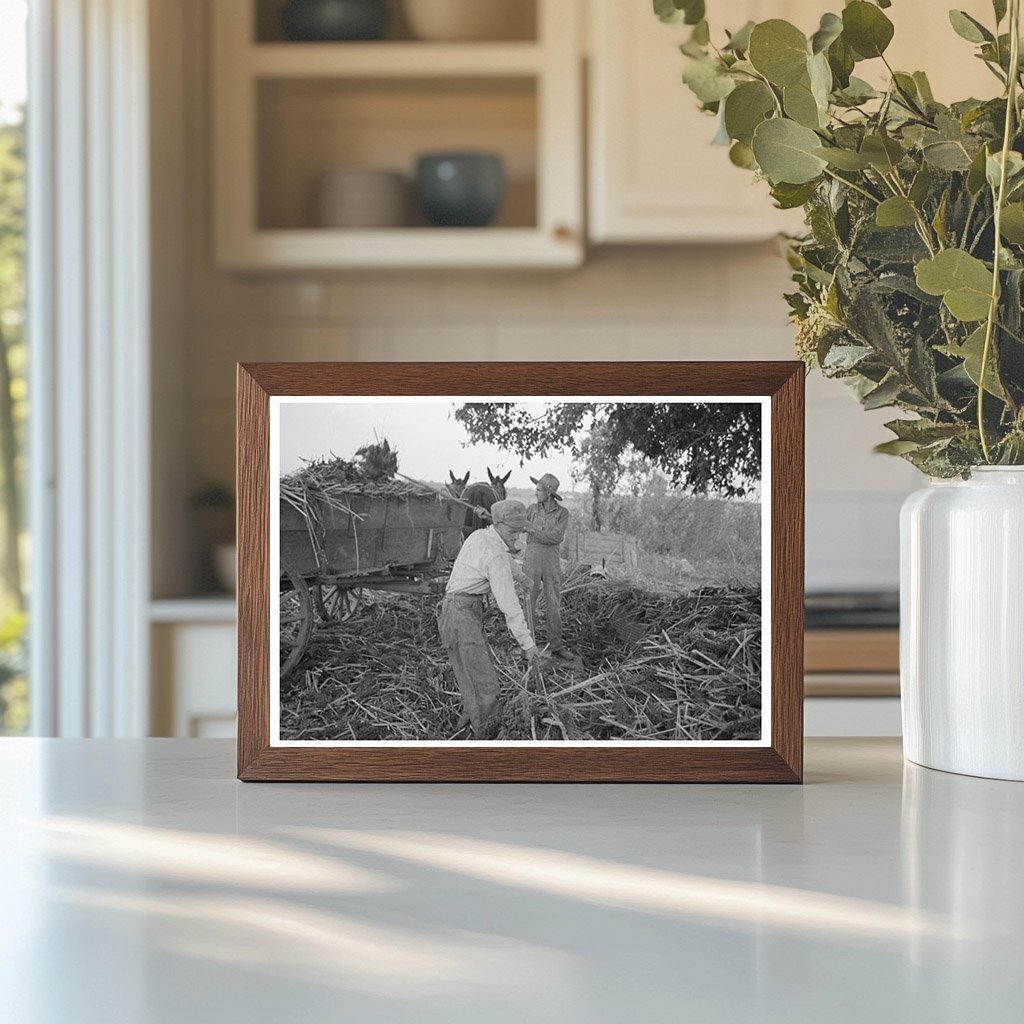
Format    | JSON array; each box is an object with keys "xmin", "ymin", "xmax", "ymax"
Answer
[{"xmin": 530, "ymin": 473, "xmax": 562, "ymax": 500}]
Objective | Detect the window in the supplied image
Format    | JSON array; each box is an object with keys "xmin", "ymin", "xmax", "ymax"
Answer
[{"xmin": 0, "ymin": 0, "xmax": 28, "ymax": 734}]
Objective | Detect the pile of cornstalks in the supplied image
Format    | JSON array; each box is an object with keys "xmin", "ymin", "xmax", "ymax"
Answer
[{"xmin": 280, "ymin": 574, "xmax": 762, "ymax": 742}]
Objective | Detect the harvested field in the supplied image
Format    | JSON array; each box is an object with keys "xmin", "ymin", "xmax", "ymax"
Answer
[{"xmin": 280, "ymin": 574, "xmax": 762, "ymax": 742}]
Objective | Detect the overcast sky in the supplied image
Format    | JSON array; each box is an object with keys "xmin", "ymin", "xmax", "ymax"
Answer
[{"xmin": 278, "ymin": 399, "xmax": 579, "ymax": 490}]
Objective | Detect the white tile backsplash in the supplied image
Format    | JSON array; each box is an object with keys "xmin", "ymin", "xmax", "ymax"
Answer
[{"xmin": 181, "ymin": 248, "xmax": 918, "ymax": 592}]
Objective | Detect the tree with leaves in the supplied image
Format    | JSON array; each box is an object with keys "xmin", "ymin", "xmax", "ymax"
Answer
[
  {"xmin": 659, "ymin": 0, "xmax": 1024, "ymax": 475},
  {"xmin": 0, "ymin": 111, "xmax": 25, "ymax": 608},
  {"xmin": 455, "ymin": 402, "xmax": 762, "ymax": 508}
]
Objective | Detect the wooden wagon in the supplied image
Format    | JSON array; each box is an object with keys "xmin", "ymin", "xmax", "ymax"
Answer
[{"xmin": 279, "ymin": 490, "xmax": 465, "ymax": 676}]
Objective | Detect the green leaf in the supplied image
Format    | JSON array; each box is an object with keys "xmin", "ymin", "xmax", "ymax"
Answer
[
  {"xmin": 810, "ymin": 12, "xmax": 843, "ymax": 54},
  {"xmin": 948, "ymin": 10, "xmax": 994, "ymax": 44},
  {"xmin": 891, "ymin": 72, "xmax": 922, "ymax": 110},
  {"xmin": 724, "ymin": 20, "xmax": 755, "ymax": 53},
  {"xmin": 876, "ymin": 197, "xmax": 918, "ymax": 228},
  {"xmin": 748, "ymin": 20, "xmax": 809, "ymax": 86},
  {"xmin": 885, "ymin": 418, "xmax": 963, "ymax": 443},
  {"xmin": 827, "ymin": 35, "xmax": 855, "ymax": 88},
  {"xmin": 860, "ymin": 133, "xmax": 904, "ymax": 173},
  {"xmin": 1000, "ymin": 203, "xmax": 1024, "ymax": 244},
  {"xmin": 915, "ymin": 249, "xmax": 994, "ymax": 322},
  {"xmin": 784, "ymin": 80, "xmax": 824, "ymax": 129},
  {"xmin": 653, "ymin": 0, "xmax": 705, "ymax": 26},
  {"xmin": 836, "ymin": 76, "xmax": 879, "ymax": 104},
  {"xmin": 683, "ymin": 1, "xmax": 706, "ymax": 27},
  {"xmin": 862, "ymin": 374, "xmax": 903, "ymax": 409},
  {"xmin": 751, "ymin": 118, "xmax": 828, "ymax": 184},
  {"xmin": 729, "ymin": 140, "xmax": 757, "ymax": 169},
  {"xmin": 913, "ymin": 71, "xmax": 935, "ymax": 104},
  {"xmin": 683, "ymin": 57, "xmax": 736, "ymax": 104},
  {"xmin": 691, "ymin": 19, "xmax": 710, "ymax": 45},
  {"xmin": 922, "ymin": 140, "xmax": 973, "ymax": 171},
  {"xmin": 875, "ymin": 438, "xmax": 922, "ymax": 455},
  {"xmin": 814, "ymin": 146, "xmax": 872, "ymax": 170},
  {"xmin": 940, "ymin": 325, "xmax": 1006, "ymax": 398},
  {"xmin": 842, "ymin": 1, "xmax": 895, "ymax": 59},
  {"xmin": 993, "ymin": 0, "xmax": 1008, "ymax": 24},
  {"xmin": 909, "ymin": 164, "xmax": 933, "ymax": 205},
  {"xmin": 967, "ymin": 144, "xmax": 991, "ymax": 194},
  {"xmin": 723, "ymin": 81, "xmax": 775, "ymax": 144},
  {"xmin": 770, "ymin": 180, "xmax": 820, "ymax": 209},
  {"xmin": 808, "ymin": 51, "xmax": 833, "ymax": 109},
  {"xmin": 932, "ymin": 190, "xmax": 950, "ymax": 247},
  {"xmin": 986, "ymin": 150, "xmax": 1024, "ymax": 191}
]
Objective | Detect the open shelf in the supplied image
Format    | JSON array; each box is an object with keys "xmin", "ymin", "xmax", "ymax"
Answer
[
  {"xmin": 219, "ymin": 227, "xmax": 579, "ymax": 269},
  {"xmin": 249, "ymin": 42, "xmax": 544, "ymax": 77},
  {"xmin": 256, "ymin": 76, "xmax": 537, "ymax": 232},
  {"xmin": 213, "ymin": 0, "xmax": 582, "ymax": 268}
]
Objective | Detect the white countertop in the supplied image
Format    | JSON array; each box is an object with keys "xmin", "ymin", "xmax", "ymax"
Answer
[{"xmin": 1, "ymin": 738, "xmax": 1020, "ymax": 1023}]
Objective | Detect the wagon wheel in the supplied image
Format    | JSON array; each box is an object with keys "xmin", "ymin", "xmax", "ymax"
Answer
[
  {"xmin": 314, "ymin": 584, "xmax": 362, "ymax": 624},
  {"xmin": 280, "ymin": 562, "xmax": 314, "ymax": 678}
]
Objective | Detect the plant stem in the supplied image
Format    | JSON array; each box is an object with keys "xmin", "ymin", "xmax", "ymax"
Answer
[
  {"xmin": 822, "ymin": 167, "xmax": 880, "ymax": 205},
  {"xmin": 884, "ymin": 171, "xmax": 939, "ymax": 254},
  {"xmin": 979, "ymin": 0, "xmax": 1021, "ymax": 462}
]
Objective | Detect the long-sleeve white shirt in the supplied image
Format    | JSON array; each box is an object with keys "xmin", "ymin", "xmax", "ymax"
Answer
[{"xmin": 445, "ymin": 527, "xmax": 535, "ymax": 651}]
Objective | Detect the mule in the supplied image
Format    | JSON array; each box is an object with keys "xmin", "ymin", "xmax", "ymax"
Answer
[
  {"xmin": 461, "ymin": 468, "xmax": 511, "ymax": 537},
  {"xmin": 446, "ymin": 470, "xmax": 470, "ymax": 498}
]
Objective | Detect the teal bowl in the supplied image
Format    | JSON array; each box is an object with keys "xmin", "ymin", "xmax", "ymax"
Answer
[
  {"xmin": 415, "ymin": 153, "xmax": 505, "ymax": 228},
  {"xmin": 281, "ymin": 0, "xmax": 388, "ymax": 42}
]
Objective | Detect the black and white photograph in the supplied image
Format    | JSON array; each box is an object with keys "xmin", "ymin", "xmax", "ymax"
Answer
[{"xmin": 271, "ymin": 396, "xmax": 769, "ymax": 745}]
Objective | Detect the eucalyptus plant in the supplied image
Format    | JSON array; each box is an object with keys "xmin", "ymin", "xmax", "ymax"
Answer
[{"xmin": 657, "ymin": 0, "xmax": 1024, "ymax": 475}]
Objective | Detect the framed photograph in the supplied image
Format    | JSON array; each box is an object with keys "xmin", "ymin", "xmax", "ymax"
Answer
[{"xmin": 237, "ymin": 362, "xmax": 803, "ymax": 782}]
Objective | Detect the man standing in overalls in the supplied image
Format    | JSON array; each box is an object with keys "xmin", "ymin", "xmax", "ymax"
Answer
[{"xmin": 524, "ymin": 473, "xmax": 571, "ymax": 660}]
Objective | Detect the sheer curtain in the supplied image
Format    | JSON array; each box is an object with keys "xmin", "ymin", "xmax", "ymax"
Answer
[{"xmin": 28, "ymin": 0, "xmax": 150, "ymax": 736}]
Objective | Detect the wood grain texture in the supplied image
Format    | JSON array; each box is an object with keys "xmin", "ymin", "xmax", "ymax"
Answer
[
  {"xmin": 236, "ymin": 365, "xmax": 271, "ymax": 778},
  {"xmin": 804, "ymin": 629, "xmax": 899, "ymax": 674},
  {"xmin": 236, "ymin": 361, "xmax": 805, "ymax": 783}
]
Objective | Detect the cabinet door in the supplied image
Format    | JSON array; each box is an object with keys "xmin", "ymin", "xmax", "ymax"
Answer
[
  {"xmin": 588, "ymin": 0, "xmax": 995, "ymax": 244},
  {"xmin": 588, "ymin": 0, "xmax": 811, "ymax": 243}
]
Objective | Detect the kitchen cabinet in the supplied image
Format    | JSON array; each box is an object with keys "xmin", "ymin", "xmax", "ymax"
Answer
[
  {"xmin": 211, "ymin": 0, "xmax": 583, "ymax": 269},
  {"xmin": 587, "ymin": 0, "xmax": 811, "ymax": 243},
  {"xmin": 150, "ymin": 601, "xmax": 237, "ymax": 738},
  {"xmin": 586, "ymin": 0, "xmax": 998, "ymax": 244}
]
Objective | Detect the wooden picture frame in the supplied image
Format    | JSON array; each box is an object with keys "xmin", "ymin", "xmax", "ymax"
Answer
[{"xmin": 237, "ymin": 362, "xmax": 804, "ymax": 782}]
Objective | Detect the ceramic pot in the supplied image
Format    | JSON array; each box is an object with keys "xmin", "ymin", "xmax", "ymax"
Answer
[
  {"xmin": 403, "ymin": 0, "xmax": 535, "ymax": 42},
  {"xmin": 316, "ymin": 168, "xmax": 407, "ymax": 228},
  {"xmin": 281, "ymin": 0, "xmax": 388, "ymax": 41},
  {"xmin": 415, "ymin": 152, "xmax": 504, "ymax": 227},
  {"xmin": 900, "ymin": 467, "xmax": 1024, "ymax": 780}
]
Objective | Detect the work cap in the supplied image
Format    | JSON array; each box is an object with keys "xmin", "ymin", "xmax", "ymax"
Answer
[
  {"xmin": 490, "ymin": 499, "xmax": 528, "ymax": 530},
  {"xmin": 529, "ymin": 473, "xmax": 562, "ymax": 500}
]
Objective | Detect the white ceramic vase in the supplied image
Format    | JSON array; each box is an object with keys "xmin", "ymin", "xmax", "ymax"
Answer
[{"xmin": 900, "ymin": 467, "xmax": 1024, "ymax": 780}]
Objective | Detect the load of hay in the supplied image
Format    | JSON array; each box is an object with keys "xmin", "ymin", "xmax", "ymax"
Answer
[
  {"xmin": 280, "ymin": 440, "xmax": 447, "ymax": 568},
  {"xmin": 280, "ymin": 570, "xmax": 762, "ymax": 742}
]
